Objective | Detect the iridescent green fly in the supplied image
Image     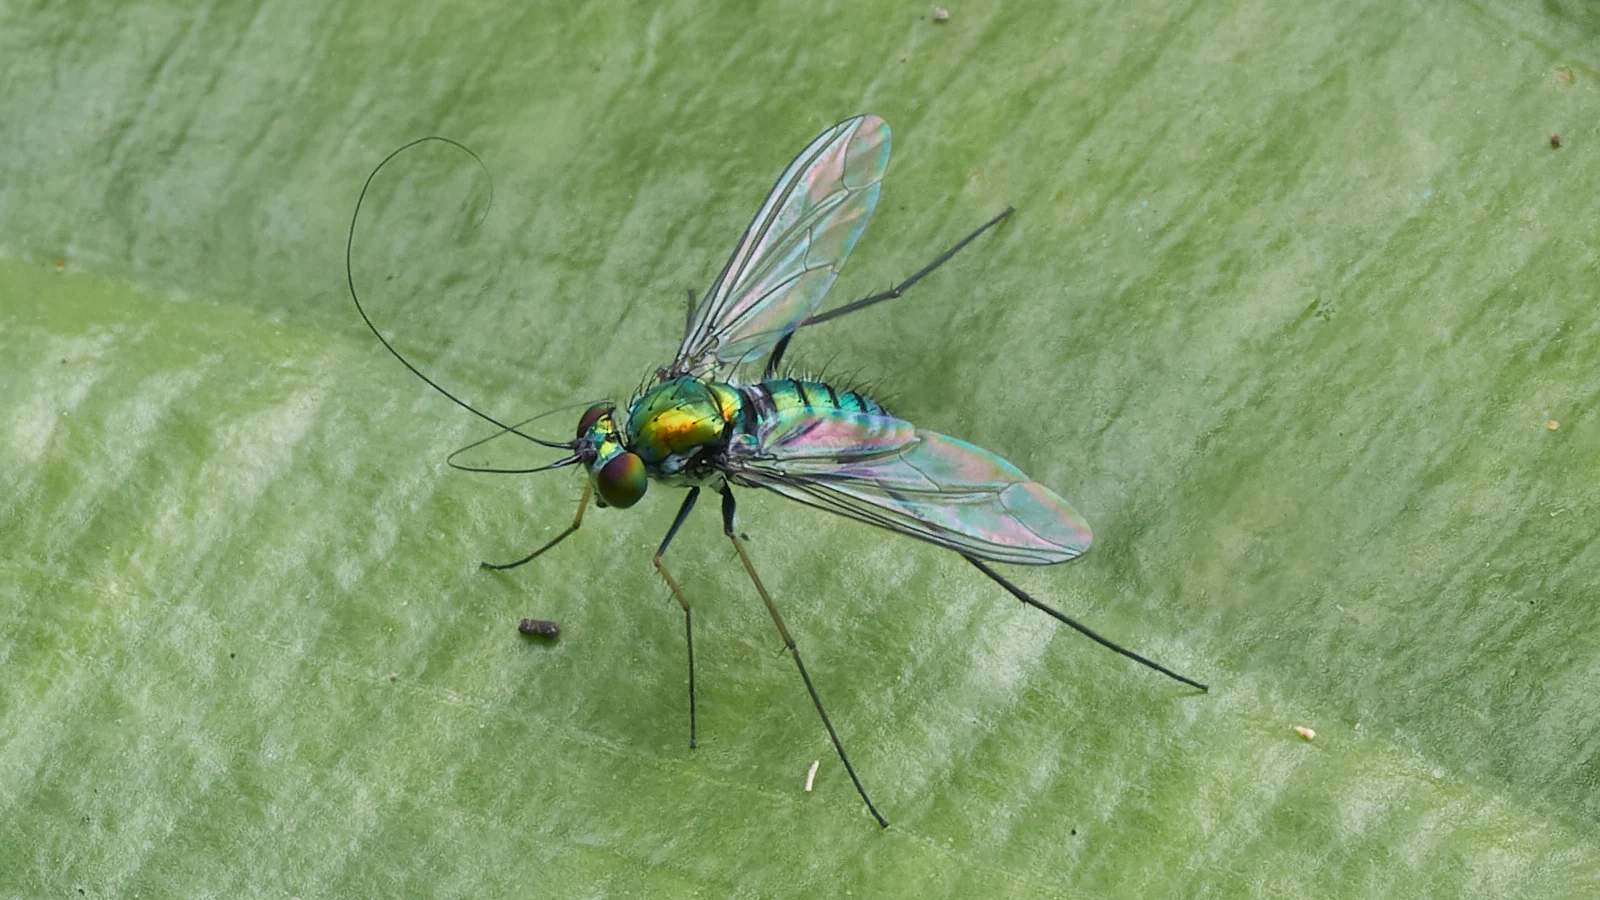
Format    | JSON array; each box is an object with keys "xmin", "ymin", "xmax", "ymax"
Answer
[{"xmin": 347, "ymin": 116, "xmax": 1207, "ymax": 827}]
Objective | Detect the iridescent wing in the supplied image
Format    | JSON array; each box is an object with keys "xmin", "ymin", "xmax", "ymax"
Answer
[
  {"xmin": 669, "ymin": 116, "xmax": 891, "ymax": 379},
  {"xmin": 725, "ymin": 407, "xmax": 1093, "ymax": 565}
]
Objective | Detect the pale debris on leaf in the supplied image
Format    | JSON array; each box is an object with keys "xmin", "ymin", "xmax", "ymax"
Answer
[
  {"xmin": 805, "ymin": 759, "xmax": 820, "ymax": 792},
  {"xmin": 1294, "ymin": 726, "xmax": 1316, "ymax": 741}
]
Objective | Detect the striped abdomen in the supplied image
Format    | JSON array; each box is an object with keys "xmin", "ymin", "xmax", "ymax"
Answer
[{"xmin": 734, "ymin": 378, "xmax": 886, "ymax": 434}]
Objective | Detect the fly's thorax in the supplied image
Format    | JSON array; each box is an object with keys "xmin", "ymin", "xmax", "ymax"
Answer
[
  {"xmin": 575, "ymin": 403, "xmax": 646, "ymax": 508},
  {"xmin": 626, "ymin": 377, "xmax": 741, "ymax": 467}
]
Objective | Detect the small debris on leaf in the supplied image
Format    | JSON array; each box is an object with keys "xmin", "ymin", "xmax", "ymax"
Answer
[
  {"xmin": 1550, "ymin": 134, "xmax": 1562, "ymax": 149},
  {"xmin": 519, "ymin": 618, "xmax": 561, "ymax": 637},
  {"xmin": 1294, "ymin": 726, "xmax": 1316, "ymax": 741},
  {"xmin": 1546, "ymin": 420, "xmax": 1560, "ymax": 431},
  {"xmin": 805, "ymin": 759, "xmax": 820, "ymax": 792},
  {"xmin": 388, "ymin": 672, "xmax": 399, "ymax": 681},
  {"xmin": 934, "ymin": 7, "xmax": 950, "ymax": 21}
]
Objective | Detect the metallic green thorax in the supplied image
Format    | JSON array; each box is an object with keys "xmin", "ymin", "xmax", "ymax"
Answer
[
  {"xmin": 627, "ymin": 378, "xmax": 742, "ymax": 467},
  {"xmin": 622, "ymin": 376, "xmax": 887, "ymax": 486}
]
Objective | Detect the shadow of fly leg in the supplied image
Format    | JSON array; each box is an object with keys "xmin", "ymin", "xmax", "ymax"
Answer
[
  {"xmin": 482, "ymin": 482, "xmax": 593, "ymax": 570},
  {"xmin": 654, "ymin": 487, "xmax": 702, "ymax": 749},
  {"xmin": 720, "ymin": 486, "xmax": 890, "ymax": 828},
  {"xmin": 963, "ymin": 556, "xmax": 1209, "ymax": 692},
  {"xmin": 765, "ymin": 207, "xmax": 1015, "ymax": 378}
]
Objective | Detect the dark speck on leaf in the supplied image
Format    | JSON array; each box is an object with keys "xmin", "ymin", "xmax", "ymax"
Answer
[
  {"xmin": 520, "ymin": 618, "xmax": 561, "ymax": 638},
  {"xmin": 1550, "ymin": 134, "xmax": 1562, "ymax": 149}
]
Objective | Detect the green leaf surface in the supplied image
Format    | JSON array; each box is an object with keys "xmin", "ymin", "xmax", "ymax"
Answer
[{"xmin": 4, "ymin": 0, "xmax": 1599, "ymax": 895}]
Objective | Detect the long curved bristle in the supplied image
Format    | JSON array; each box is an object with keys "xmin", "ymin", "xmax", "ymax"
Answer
[
  {"xmin": 444, "ymin": 401, "xmax": 616, "ymax": 474},
  {"xmin": 345, "ymin": 136, "xmax": 570, "ymax": 451}
]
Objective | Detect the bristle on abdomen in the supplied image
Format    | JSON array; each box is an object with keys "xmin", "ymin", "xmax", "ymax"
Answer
[{"xmin": 760, "ymin": 378, "xmax": 886, "ymax": 416}]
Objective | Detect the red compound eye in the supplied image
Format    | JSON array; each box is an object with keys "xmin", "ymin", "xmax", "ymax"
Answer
[
  {"xmin": 595, "ymin": 452, "xmax": 646, "ymax": 509},
  {"xmin": 576, "ymin": 403, "xmax": 611, "ymax": 441}
]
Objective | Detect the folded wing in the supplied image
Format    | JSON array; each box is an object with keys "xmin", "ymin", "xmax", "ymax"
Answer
[{"xmin": 726, "ymin": 407, "xmax": 1092, "ymax": 565}]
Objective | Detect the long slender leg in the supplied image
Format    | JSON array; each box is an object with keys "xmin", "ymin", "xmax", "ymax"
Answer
[
  {"xmin": 806, "ymin": 207, "xmax": 1015, "ymax": 327},
  {"xmin": 964, "ymin": 556, "xmax": 1209, "ymax": 692},
  {"xmin": 654, "ymin": 488, "xmax": 701, "ymax": 749},
  {"xmin": 721, "ymin": 488, "xmax": 889, "ymax": 828},
  {"xmin": 482, "ymin": 482, "xmax": 592, "ymax": 570},
  {"xmin": 764, "ymin": 333, "xmax": 796, "ymax": 380},
  {"xmin": 765, "ymin": 207, "xmax": 1014, "ymax": 378}
]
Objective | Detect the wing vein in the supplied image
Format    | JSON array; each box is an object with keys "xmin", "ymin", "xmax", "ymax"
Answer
[{"xmin": 670, "ymin": 116, "xmax": 890, "ymax": 378}]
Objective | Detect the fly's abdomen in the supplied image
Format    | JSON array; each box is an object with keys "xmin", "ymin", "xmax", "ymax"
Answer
[{"xmin": 740, "ymin": 379, "xmax": 887, "ymax": 428}]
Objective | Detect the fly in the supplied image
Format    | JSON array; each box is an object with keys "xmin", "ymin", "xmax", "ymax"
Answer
[{"xmin": 346, "ymin": 117, "xmax": 1207, "ymax": 828}]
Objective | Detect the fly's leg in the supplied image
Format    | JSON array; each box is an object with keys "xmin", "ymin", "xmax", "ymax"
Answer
[
  {"xmin": 654, "ymin": 487, "xmax": 702, "ymax": 749},
  {"xmin": 763, "ymin": 336, "xmax": 793, "ymax": 381},
  {"xmin": 964, "ymin": 556, "xmax": 1209, "ymax": 692},
  {"xmin": 804, "ymin": 206, "xmax": 1015, "ymax": 327},
  {"xmin": 765, "ymin": 207, "xmax": 1015, "ymax": 378},
  {"xmin": 721, "ymin": 487, "xmax": 889, "ymax": 828},
  {"xmin": 482, "ymin": 482, "xmax": 592, "ymax": 570}
]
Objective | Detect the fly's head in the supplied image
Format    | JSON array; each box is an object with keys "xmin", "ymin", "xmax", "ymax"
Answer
[{"xmin": 575, "ymin": 403, "xmax": 646, "ymax": 509}]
